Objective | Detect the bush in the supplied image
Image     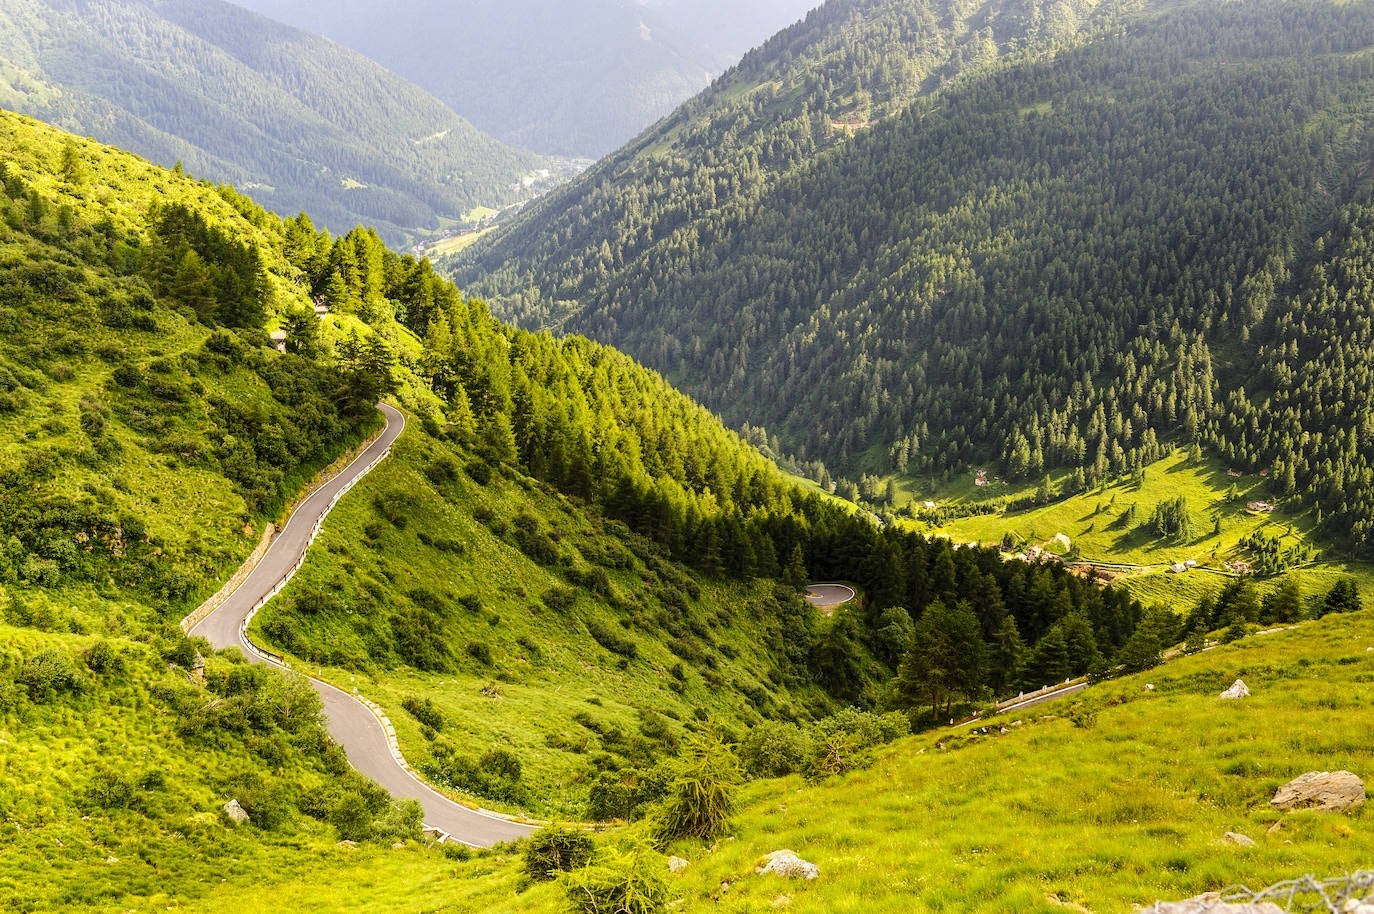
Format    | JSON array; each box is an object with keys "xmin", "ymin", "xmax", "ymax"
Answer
[
  {"xmin": 83, "ymin": 767, "xmax": 136, "ymax": 811},
  {"xmin": 804, "ymin": 708, "xmax": 909, "ymax": 779},
  {"xmin": 372, "ymin": 798, "xmax": 424, "ymax": 842},
  {"xmin": 300, "ymin": 771, "xmax": 392, "ymax": 841},
  {"xmin": 425, "ymin": 457, "xmax": 458, "ymax": 486},
  {"xmin": 160, "ymin": 630, "xmax": 199, "ymax": 668},
  {"xmin": 21, "ymin": 649, "xmax": 85, "ymax": 701},
  {"xmin": 465, "ymin": 641, "xmax": 493, "ymax": 665},
  {"xmin": 740, "ymin": 721, "xmax": 811, "ymax": 778},
  {"xmin": 512, "ymin": 525, "xmax": 560, "ymax": 565},
  {"xmin": 401, "ymin": 694, "xmax": 445, "ymax": 731},
  {"xmin": 812, "ymin": 707, "xmax": 908, "ymax": 748},
  {"xmin": 83, "ymin": 639, "xmax": 125, "ymax": 675},
  {"xmin": 523, "ymin": 825, "xmax": 594, "ymax": 881},
  {"xmin": 544, "ymin": 586, "xmax": 578, "ymax": 612},
  {"xmin": 586, "ymin": 620, "xmax": 638, "ymax": 659},
  {"xmin": 652, "ymin": 735, "xmax": 739, "ymax": 843},
  {"xmin": 585, "ymin": 766, "xmax": 669, "ymax": 823},
  {"xmin": 564, "ymin": 841, "xmax": 669, "ymax": 914},
  {"xmin": 464, "ymin": 460, "xmax": 492, "ymax": 484},
  {"xmin": 225, "ymin": 771, "xmax": 291, "ymax": 830},
  {"xmin": 481, "ymin": 748, "xmax": 523, "ymax": 783}
]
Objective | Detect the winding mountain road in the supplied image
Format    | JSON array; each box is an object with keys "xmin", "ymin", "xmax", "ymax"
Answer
[{"xmin": 190, "ymin": 403, "xmax": 535, "ymax": 848}]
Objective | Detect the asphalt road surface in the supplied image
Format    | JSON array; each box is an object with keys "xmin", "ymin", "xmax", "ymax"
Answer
[
  {"xmin": 805, "ymin": 583, "xmax": 857, "ymax": 608},
  {"xmin": 996, "ymin": 681, "xmax": 1089, "ymax": 715},
  {"xmin": 191, "ymin": 403, "xmax": 535, "ymax": 847}
]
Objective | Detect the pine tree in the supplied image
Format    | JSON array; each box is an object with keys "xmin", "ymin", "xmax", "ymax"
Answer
[{"xmin": 897, "ymin": 600, "xmax": 986, "ymax": 721}]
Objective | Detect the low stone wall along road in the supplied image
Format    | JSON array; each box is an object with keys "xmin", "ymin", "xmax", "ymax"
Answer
[{"xmin": 189, "ymin": 402, "xmax": 535, "ymax": 848}]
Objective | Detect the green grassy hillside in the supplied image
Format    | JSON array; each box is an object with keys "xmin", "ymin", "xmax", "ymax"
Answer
[
  {"xmin": 165, "ymin": 607, "xmax": 1374, "ymax": 914},
  {"xmin": 253, "ymin": 423, "xmax": 834, "ymax": 819},
  {"xmin": 883, "ymin": 446, "xmax": 1374, "ymax": 611},
  {"xmin": 0, "ymin": 110, "xmax": 380, "ymax": 627},
  {"xmin": 4, "ymin": 100, "xmax": 1368, "ymax": 914}
]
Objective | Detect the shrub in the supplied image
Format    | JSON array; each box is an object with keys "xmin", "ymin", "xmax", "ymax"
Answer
[
  {"xmin": 586, "ymin": 620, "xmax": 638, "ymax": 659},
  {"xmin": 740, "ymin": 721, "xmax": 812, "ymax": 778},
  {"xmin": 464, "ymin": 460, "xmax": 492, "ymax": 484},
  {"xmin": 544, "ymin": 586, "xmax": 578, "ymax": 612},
  {"xmin": 401, "ymin": 694, "xmax": 445, "ymax": 731},
  {"xmin": 564, "ymin": 841, "xmax": 670, "ymax": 914},
  {"xmin": 652, "ymin": 735, "xmax": 739, "ymax": 843},
  {"xmin": 465, "ymin": 641, "xmax": 493, "ymax": 665},
  {"xmin": 425, "ymin": 457, "xmax": 458, "ymax": 486},
  {"xmin": 481, "ymin": 748, "xmax": 522, "ymax": 783},
  {"xmin": 83, "ymin": 767, "xmax": 136, "ymax": 811},
  {"xmin": 372, "ymin": 798, "xmax": 423, "ymax": 842},
  {"xmin": 160, "ymin": 630, "xmax": 199, "ymax": 668},
  {"xmin": 523, "ymin": 825, "xmax": 594, "ymax": 881},
  {"xmin": 224, "ymin": 771, "xmax": 290, "ymax": 830},
  {"xmin": 82, "ymin": 639, "xmax": 125, "ymax": 675},
  {"xmin": 585, "ymin": 767, "xmax": 668, "ymax": 823},
  {"xmin": 512, "ymin": 525, "xmax": 560, "ymax": 565},
  {"xmin": 21, "ymin": 649, "xmax": 85, "ymax": 701},
  {"xmin": 805, "ymin": 709, "xmax": 909, "ymax": 779}
]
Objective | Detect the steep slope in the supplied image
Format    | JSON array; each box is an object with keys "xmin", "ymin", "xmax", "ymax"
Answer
[
  {"xmin": 1, "ymin": 110, "xmax": 1157, "ymax": 910},
  {"xmin": 250, "ymin": 205, "xmax": 1150, "ymax": 817},
  {"xmin": 0, "ymin": 0, "xmax": 544, "ymax": 244},
  {"xmin": 8, "ymin": 69, "xmax": 1362, "ymax": 914},
  {"xmin": 172, "ymin": 605, "xmax": 1374, "ymax": 914},
  {"xmin": 449, "ymin": 0, "xmax": 1119, "ymax": 322},
  {"xmin": 0, "ymin": 111, "xmax": 432, "ymax": 911},
  {"xmin": 451, "ymin": 0, "xmax": 1374, "ymax": 556},
  {"xmin": 227, "ymin": 0, "xmax": 822, "ymax": 157}
]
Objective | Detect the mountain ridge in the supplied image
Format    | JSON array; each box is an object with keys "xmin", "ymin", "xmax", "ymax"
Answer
[
  {"xmin": 0, "ymin": 0, "xmax": 544, "ymax": 244},
  {"xmin": 226, "ymin": 0, "xmax": 822, "ymax": 157}
]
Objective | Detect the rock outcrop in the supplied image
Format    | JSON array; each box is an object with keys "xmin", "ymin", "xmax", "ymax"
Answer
[
  {"xmin": 1219, "ymin": 679, "xmax": 1250, "ymax": 699},
  {"xmin": 1222, "ymin": 832, "xmax": 1255, "ymax": 847},
  {"xmin": 1271, "ymin": 771, "xmax": 1366, "ymax": 812},
  {"xmin": 1144, "ymin": 898, "xmax": 1282, "ymax": 913},
  {"xmin": 223, "ymin": 799, "xmax": 250, "ymax": 825},
  {"xmin": 756, "ymin": 850, "xmax": 820, "ymax": 880}
]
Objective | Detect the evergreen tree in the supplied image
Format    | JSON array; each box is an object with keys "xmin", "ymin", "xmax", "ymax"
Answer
[
  {"xmin": 1261, "ymin": 576, "xmax": 1303, "ymax": 624},
  {"xmin": 896, "ymin": 600, "xmax": 986, "ymax": 721},
  {"xmin": 1319, "ymin": 577, "xmax": 1362, "ymax": 617}
]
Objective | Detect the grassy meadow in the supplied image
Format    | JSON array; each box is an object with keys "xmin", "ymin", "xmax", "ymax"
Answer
[
  {"xmin": 180, "ymin": 606, "xmax": 1374, "ymax": 914},
  {"xmin": 891, "ymin": 448, "xmax": 1374, "ymax": 609}
]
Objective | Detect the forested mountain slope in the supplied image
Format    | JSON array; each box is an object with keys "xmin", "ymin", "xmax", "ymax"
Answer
[
  {"xmin": 452, "ymin": 0, "xmax": 1374, "ymax": 556},
  {"xmin": 227, "ymin": 0, "xmax": 820, "ymax": 157},
  {"xmin": 450, "ymin": 0, "xmax": 1123, "ymax": 319},
  {"xmin": 0, "ymin": 0, "xmax": 542, "ymax": 244}
]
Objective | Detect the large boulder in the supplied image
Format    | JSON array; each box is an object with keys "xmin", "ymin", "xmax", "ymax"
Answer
[
  {"xmin": 1271, "ymin": 771, "xmax": 1366, "ymax": 812},
  {"xmin": 756, "ymin": 850, "xmax": 819, "ymax": 881},
  {"xmin": 223, "ymin": 799, "xmax": 250, "ymax": 825},
  {"xmin": 1219, "ymin": 679, "xmax": 1250, "ymax": 699}
]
